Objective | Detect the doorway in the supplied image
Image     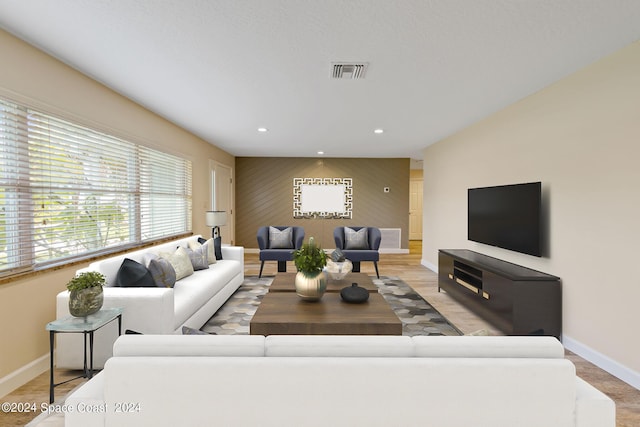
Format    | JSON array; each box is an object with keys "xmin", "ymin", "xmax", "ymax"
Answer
[{"xmin": 210, "ymin": 161, "xmax": 234, "ymax": 244}]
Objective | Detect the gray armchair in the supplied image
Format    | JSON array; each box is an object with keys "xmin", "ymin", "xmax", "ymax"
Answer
[
  {"xmin": 333, "ymin": 226, "xmax": 381, "ymax": 278},
  {"xmin": 257, "ymin": 226, "xmax": 305, "ymax": 278}
]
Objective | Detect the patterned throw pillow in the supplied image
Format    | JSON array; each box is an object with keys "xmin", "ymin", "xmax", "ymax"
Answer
[
  {"xmin": 344, "ymin": 227, "xmax": 370, "ymax": 250},
  {"xmin": 269, "ymin": 226, "xmax": 294, "ymax": 249},
  {"xmin": 147, "ymin": 257, "xmax": 177, "ymax": 288},
  {"xmin": 159, "ymin": 246, "xmax": 194, "ymax": 281},
  {"xmin": 185, "ymin": 245, "xmax": 209, "ymax": 271},
  {"xmin": 189, "ymin": 239, "xmax": 216, "ymax": 264}
]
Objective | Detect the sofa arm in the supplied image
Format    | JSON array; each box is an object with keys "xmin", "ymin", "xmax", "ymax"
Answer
[
  {"xmin": 575, "ymin": 377, "xmax": 615, "ymax": 427},
  {"xmin": 222, "ymin": 245, "xmax": 244, "ymax": 266},
  {"xmin": 55, "ymin": 287, "xmax": 175, "ymax": 369},
  {"xmin": 64, "ymin": 372, "xmax": 106, "ymax": 427}
]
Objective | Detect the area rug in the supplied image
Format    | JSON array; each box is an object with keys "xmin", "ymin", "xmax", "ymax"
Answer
[{"xmin": 202, "ymin": 275, "xmax": 462, "ymax": 336}]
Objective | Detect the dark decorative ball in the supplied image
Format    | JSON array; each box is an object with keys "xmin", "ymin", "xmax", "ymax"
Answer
[{"xmin": 340, "ymin": 283, "xmax": 369, "ymax": 303}]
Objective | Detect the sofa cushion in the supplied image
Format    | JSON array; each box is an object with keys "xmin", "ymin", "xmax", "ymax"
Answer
[
  {"xmin": 112, "ymin": 334, "xmax": 266, "ymax": 357},
  {"xmin": 344, "ymin": 227, "xmax": 369, "ymax": 249},
  {"xmin": 411, "ymin": 336, "xmax": 565, "ymax": 358},
  {"xmin": 115, "ymin": 258, "xmax": 156, "ymax": 288},
  {"xmin": 172, "ymin": 260, "xmax": 241, "ymax": 328},
  {"xmin": 269, "ymin": 226, "xmax": 294, "ymax": 249},
  {"xmin": 265, "ymin": 335, "xmax": 414, "ymax": 357},
  {"xmin": 185, "ymin": 246, "xmax": 209, "ymax": 271},
  {"xmin": 159, "ymin": 246, "xmax": 194, "ymax": 280},
  {"xmin": 147, "ymin": 257, "xmax": 177, "ymax": 288}
]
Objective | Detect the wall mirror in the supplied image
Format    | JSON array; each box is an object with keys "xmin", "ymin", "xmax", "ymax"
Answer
[{"xmin": 293, "ymin": 178, "xmax": 352, "ymax": 218}]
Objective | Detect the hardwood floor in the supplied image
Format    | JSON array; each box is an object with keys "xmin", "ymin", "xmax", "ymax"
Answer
[{"xmin": 3, "ymin": 241, "xmax": 638, "ymax": 426}]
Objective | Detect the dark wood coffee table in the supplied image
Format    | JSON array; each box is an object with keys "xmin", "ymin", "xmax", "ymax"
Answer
[
  {"xmin": 268, "ymin": 272, "xmax": 378, "ymax": 293},
  {"xmin": 250, "ymin": 291, "xmax": 402, "ymax": 336}
]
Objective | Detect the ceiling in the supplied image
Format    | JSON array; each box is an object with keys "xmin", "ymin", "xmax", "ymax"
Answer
[{"xmin": 1, "ymin": 1, "xmax": 639, "ymax": 160}]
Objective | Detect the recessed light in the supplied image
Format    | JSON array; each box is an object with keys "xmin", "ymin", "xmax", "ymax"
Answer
[
  {"xmin": 317, "ymin": 151, "xmax": 324, "ymax": 155},
  {"xmin": 374, "ymin": 129, "xmax": 384, "ymax": 134},
  {"xmin": 257, "ymin": 127, "xmax": 268, "ymax": 132}
]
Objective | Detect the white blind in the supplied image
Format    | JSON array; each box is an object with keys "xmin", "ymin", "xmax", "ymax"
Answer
[{"xmin": 0, "ymin": 97, "xmax": 192, "ymax": 275}]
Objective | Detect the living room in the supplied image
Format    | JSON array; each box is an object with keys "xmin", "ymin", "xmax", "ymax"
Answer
[{"xmin": 1, "ymin": 2, "xmax": 639, "ymax": 426}]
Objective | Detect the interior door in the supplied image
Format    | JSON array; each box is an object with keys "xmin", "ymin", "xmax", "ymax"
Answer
[
  {"xmin": 409, "ymin": 178, "xmax": 423, "ymax": 240},
  {"xmin": 211, "ymin": 162, "xmax": 234, "ymax": 244}
]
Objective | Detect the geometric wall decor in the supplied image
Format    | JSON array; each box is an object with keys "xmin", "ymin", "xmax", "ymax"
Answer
[{"xmin": 293, "ymin": 178, "xmax": 353, "ymax": 218}]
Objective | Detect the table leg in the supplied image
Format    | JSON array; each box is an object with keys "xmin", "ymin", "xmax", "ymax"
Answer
[
  {"xmin": 49, "ymin": 331, "xmax": 55, "ymax": 404},
  {"xmin": 89, "ymin": 331, "xmax": 94, "ymax": 379},
  {"xmin": 118, "ymin": 314, "xmax": 122, "ymax": 335},
  {"xmin": 82, "ymin": 332, "xmax": 88, "ymax": 379}
]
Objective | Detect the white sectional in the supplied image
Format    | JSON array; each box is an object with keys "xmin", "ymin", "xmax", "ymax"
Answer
[
  {"xmin": 55, "ymin": 235, "xmax": 244, "ymax": 369},
  {"xmin": 64, "ymin": 335, "xmax": 615, "ymax": 427}
]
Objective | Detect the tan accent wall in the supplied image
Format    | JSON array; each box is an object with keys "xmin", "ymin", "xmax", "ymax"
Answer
[
  {"xmin": 423, "ymin": 41, "xmax": 640, "ymax": 376},
  {"xmin": 0, "ymin": 30, "xmax": 234, "ymax": 387},
  {"xmin": 236, "ymin": 157, "xmax": 410, "ymax": 250}
]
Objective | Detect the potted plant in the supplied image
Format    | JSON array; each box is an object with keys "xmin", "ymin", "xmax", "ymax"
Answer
[
  {"xmin": 67, "ymin": 271, "xmax": 106, "ymax": 317},
  {"xmin": 293, "ymin": 237, "xmax": 328, "ymax": 301}
]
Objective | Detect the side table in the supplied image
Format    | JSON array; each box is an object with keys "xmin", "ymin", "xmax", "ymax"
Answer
[{"xmin": 46, "ymin": 307, "xmax": 123, "ymax": 403}]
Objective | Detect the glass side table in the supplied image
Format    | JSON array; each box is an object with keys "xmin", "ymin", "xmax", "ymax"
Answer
[{"xmin": 46, "ymin": 307, "xmax": 123, "ymax": 403}]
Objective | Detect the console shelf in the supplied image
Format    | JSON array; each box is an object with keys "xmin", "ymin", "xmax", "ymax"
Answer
[{"xmin": 438, "ymin": 249, "xmax": 561, "ymax": 339}]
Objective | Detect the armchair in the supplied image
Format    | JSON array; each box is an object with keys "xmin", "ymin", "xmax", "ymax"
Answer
[
  {"xmin": 257, "ymin": 226, "xmax": 305, "ymax": 277},
  {"xmin": 334, "ymin": 226, "xmax": 381, "ymax": 278}
]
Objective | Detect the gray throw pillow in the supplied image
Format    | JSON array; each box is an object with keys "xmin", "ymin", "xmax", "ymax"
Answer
[
  {"xmin": 344, "ymin": 227, "xmax": 370, "ymax": 250},
  {"xmin": 185, "ymin": 246, "xmax": 209, "ymax": 271},
  {"xmin": 115, "ymin": 258, "xmax": 156, "ymax": 287},
  {"xmin": 147, "ymin": 257, "xmax": 177, "ymax": 288},
  {"xmin": 269, "ymin": 226, "xmax": 294, "ymax": 249}
]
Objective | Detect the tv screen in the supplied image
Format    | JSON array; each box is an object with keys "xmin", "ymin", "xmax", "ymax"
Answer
[{"xmin": 468, "ymin": 182, "xmax": 542, "ymax": 257}]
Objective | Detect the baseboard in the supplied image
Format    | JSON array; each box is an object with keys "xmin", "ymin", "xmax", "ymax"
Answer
[
  {"xmin": 421, "ymin": 259, "xmax": 438, "ymax": 273},
  {"xmin": 563, "ymin": 335, "xmax": 640, "ymax": 391},
  {"xmin": 0, "ymin": 353, "xmax": 49, "ymax": 398}
]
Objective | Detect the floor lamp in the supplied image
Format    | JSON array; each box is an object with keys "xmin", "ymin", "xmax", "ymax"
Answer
[{"xmin": 205, "ymin": 210, "xmax": 227, "ymax": 260}]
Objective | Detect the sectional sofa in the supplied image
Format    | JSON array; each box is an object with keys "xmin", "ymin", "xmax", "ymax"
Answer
[
  {"xmin": 55, "ymin": 235, "xmax": 244, "ymax": 369},
  {"xmin": 64, "ymin": 334, "xmax": 615, "ymax": 427}
]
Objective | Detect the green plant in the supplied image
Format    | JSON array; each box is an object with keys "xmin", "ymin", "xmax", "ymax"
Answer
[
  {"xmin": 66, "ymin": 271, "xmax": 106, "ymax": 292},
  {"xmin": 293, "ymin": 237, "xmax": 327, "ymax": 276}
]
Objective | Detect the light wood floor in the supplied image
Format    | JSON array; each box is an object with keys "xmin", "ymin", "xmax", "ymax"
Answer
[{"xmin": 3, "ymin": 241, "xmax": 639, "ymax": 426}]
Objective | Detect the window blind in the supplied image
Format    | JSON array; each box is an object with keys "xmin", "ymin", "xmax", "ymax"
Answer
[{"xmin": 0, "ymin": 97, "xmax": 192, "ymax": 275}]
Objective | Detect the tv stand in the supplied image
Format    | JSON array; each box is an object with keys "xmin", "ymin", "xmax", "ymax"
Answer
[{"xmin": 438, "ymin": 249, "xmax": 561, "ymax": 339}]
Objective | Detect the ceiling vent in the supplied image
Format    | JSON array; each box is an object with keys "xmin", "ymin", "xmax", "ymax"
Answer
[{"xmin": 331, "ymin": 62, "xmax": 368, "ymax": 79}]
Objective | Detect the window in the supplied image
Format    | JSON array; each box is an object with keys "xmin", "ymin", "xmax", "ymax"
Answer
[{"xmin": 0, "ymin": 97, "xmax": 192, "ymax": 276}]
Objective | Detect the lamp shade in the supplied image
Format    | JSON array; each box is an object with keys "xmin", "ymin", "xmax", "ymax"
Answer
[{"xmin": 205, "ymin": 211, "xmax": 227, "ymax": 227}]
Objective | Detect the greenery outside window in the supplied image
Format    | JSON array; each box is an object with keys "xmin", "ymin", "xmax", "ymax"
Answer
[{"xmin": 0, "ymin": 97, "xmax": 192, "ymax": 276}]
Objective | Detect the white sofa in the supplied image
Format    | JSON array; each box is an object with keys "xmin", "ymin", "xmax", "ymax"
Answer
[
  {"xmin": 64, "ymin": 335, "xmax": 615, "ymax": 427},
  {"xmin": 55, "ymin": 235, "xmax": 244, "ymax": 369}
]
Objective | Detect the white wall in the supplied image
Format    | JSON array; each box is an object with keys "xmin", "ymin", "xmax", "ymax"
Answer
[{"xmin": 422, "ymin": 41, "xmax": 640, "ymax": 387}]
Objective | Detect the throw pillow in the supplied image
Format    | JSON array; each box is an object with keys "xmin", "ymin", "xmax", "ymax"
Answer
[
  {"xmin": 115, "ymin": 258, "xmax": 156, "ymax": 287},
  {"xmin": 189, "ymin": 239, "xmax": 216, "ymax": 264},
  {"xmin": 185, "ymin": 246, "xmax": 209, "ymax": 271},
  {"xmin": 147, "ymin": 257, "xmax": 177, "ymax": 288},
  {"xmin": 269, "ymin": 226, "xmax": 294, "ymax": 249},
  {"xmin": 344, "ymin": 227, "xmax": 370, "ymax": 250},
  {"xmin": 159, "ymin": 246, "xmax": 194, "ymax": 281}
]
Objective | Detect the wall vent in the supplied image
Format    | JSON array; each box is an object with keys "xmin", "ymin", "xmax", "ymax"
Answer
[
  {"xmin": 331, "ymin": 62, "xmax": 368, "ymax": 79},
  {"xmin": 379, "ymin": 228, "xmax": 401, "ymax": 250}
]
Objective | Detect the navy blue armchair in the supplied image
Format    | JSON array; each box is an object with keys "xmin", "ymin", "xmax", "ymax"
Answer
[
  {"xmin": 333, "ymin": 226, "xmax": 381, "ymax": 278},
  {"xmin": 257, "ymin": 226, "xmax": 305, "ymax": 278}
]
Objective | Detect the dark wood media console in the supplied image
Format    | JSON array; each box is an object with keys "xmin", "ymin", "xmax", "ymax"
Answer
[{"xmin": 438, "ymin": 249, "xmax": 561, "ymax": 339}]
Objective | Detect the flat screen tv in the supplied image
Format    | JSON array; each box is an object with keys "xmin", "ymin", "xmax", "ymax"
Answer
[{"xmin": 468, "ymin": 182, "xmax": 542, "ymax": 257}]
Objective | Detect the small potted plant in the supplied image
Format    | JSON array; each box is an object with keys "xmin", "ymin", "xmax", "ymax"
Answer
[
  {"xmin": 293, "ymin": 237, "xmax": 328, "ymax": 301},
  {"xmin": 67, "ymin": 271, "xmax": 106, "ymax": 317}
]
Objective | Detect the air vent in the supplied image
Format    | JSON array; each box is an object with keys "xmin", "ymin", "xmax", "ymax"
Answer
[{"xmin": 331, "ymin": 62, "xmax": 368, "ymax": 79}]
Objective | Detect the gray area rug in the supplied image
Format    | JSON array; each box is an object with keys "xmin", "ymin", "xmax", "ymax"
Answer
[{"xmin": 202, "ymin": 275, "xmax": 462, "ymax": 336}]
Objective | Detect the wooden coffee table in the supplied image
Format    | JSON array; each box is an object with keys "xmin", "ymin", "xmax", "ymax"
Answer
[
  {"xmin": 268, "ymin": 272, "xmax": 378, "ymax": 293},
  {"xmin": 250, "ymin": 290, "xmax": 402, "ymax": 336}
]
